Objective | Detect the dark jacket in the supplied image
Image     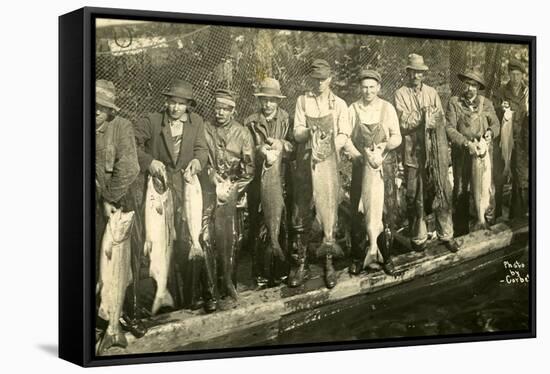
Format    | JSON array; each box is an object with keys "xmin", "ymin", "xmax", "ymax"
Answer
[
  {"xmin": 203, "ymin": 119, "xmax": 255, "ymax": 195},
  {"xmin": 244, "ymin": 108, "xmax": 294, "ymax": 168},
  {"xmin": 446, "ymin": 94, "xmax": 500, "ymax": 147},
  {"xmin": 134, "ymin": 110, "xmax": 209, "ymax": 200},
  {"xmin": 96, "ymin": 116, "xmax": 140, "ymax": 204}
]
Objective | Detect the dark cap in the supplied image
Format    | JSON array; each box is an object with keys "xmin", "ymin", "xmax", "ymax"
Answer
[
  {"xmin": 162, "ymin": 79, "xmax": 196, "ymax": 106},
  {"xmin": 214, "ymin": 89, "xmax": 237, "ymax": 107},
  {"xmin": 457, "ymin": 70, "xmax": 486, "ymax": 90},
  {"xmin": 508, "ymin": 58, "xmax": 526, "ymax": 73},
  {"xmin": 359, "ymin": 69, "xmax": 382, "ymax": 83},
  {"xmin": 310, "ymin": 59, "xmax": 332, "ymax": 79}
]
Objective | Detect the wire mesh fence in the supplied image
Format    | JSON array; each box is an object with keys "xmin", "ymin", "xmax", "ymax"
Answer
[{"xmin": 96, "ymin": 21, "xmax": 529, "ymax": 125}]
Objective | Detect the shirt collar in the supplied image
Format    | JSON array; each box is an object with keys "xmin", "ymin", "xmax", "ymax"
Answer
[{"xmin": 460, "ymin": 94, "xmax": 480, "ymax": 108}]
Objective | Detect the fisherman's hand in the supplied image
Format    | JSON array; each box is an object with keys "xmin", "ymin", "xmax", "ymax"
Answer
[
  {"xmin": 294, "ymin": 127, "xmax": 311, "ymax": 143},
  {"xmin": 335, "ymin": 134, "xmax": 349, "ymax": 152},
  {"xmin": 209, "ymin": 171, "xmax": 222, "ymax": 186},
  {"xmin": 183, "ymin": 159, "xmax": 201, "ymax": 183},
  {"xmin": 149, "ymin": 159, "xmax": 167, "ymax": 182},
  {"xmin": 483, "ymin": 129, "xmax": 493, "ymax": 143},
  {"xmin": 259, "ymin": 144, "xmax": 271, "ymax": 157},
  {"xmin": 466, "ymin": 141, "xmax": 478, "ymax": 156},
  {"xmin": 103, "ymin": 201, "xmax": 118, "ymax": 218},
  {"xmin": 423, "ymin": 107, "xmax": 436, "ymax": 129}
]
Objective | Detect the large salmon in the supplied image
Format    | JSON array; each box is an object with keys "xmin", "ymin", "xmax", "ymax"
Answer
[
  {"xmin": 471, "ymin": 137, "xmax": 493, "ymax": 230},
  {"xmin": 183, "ymin": 174, "xmax": 204, "ymax": 259},
  {"xmin": 311, "ymin": 127, "xmax": 342, "ymax": 257},
  {"xmin": 359, "ymin": 144, "xmax": 386, "ymax": 269},
  {"xmin": 144, "ymin": 176, "xmax": 175, "ymax": 315},
  {"xmin": 261, "ymin": 139, "xmax": 285, "ymax": 262},
  {"xmin": 500, "ymin": 109, "xmax": 514, "ymax": 178},
  {"xmin": 97, "ymin": 209, "xmax": 135, "ymax": 354},
  {"xmin": 215, "ymin": 178, "xmax": 239, "ymax": 300}
]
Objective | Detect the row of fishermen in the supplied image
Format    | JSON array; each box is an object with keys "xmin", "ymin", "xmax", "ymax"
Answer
[{"xmin": 94, "ymin": 53, "xmax": 529, "ymax": 348}]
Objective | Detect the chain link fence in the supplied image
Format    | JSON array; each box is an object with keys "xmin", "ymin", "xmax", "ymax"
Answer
[
  {"xmin": 96, "ymin": 21, "xmax": 529, "ymax": 125},
  {"xmin": 96, "ymin": 20, "xmax": 529, "ymax": 231}
]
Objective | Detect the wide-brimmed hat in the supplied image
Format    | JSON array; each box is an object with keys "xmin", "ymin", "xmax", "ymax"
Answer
[
  {"xmin": 162, "ymin": 79, "xmax": 196, "ymax": 106},
  {"xmin": 214, "ymin": 89, "xmax": 237, "ymax": 107},
  {"xmin": 405, "ymin": 53, "xmax": 429, "ymax": 71},
  {"xmin": 309, "ymin": 59, "xmax": 332, "ymax": 79},
  {"xmin": 253, "ymin": 77, "xmax": 286, "ymax": 98},
  {"xmin": 96, "ymin": 79, "xmax": 120, "ymax": 111},
  {"xmin": 359, "ymin": 69, "xmax": 382, "ymax": 83},
  {"xmin": 457, "ymin": 70, "xmax": 486, "ymax": 90},
  {"xmin": 508, "ymin": 58, "xmax": 526, "ymax": 74}
]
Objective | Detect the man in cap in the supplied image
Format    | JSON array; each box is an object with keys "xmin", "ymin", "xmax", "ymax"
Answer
[
  {"xmin": 494, "ymin": 58, "xmax": 529, "ymax": 219},
  {"xmin": 95, "ymin": 79, "xmax": 145, "ymax": 340},
  {"xmin": 347, "ymin": 69, "xmax": 402, "ymax": 275},
  {"xmin": 446, "ymin": 69, "xmax": 500, "ymax": 235},
  {"xmin": 394, "ymin": 54, "xmax": 459, "ymax": 253},
  {"xmin": 202, "ymin": 88, "xmax": 255, "ymax": 301},
  {"xmin": 289, "ymin": 58, "xmax": 352, "ymax": 289},
  {"xmin": 244, "ymin": 78, "xmax": 293, "ymax": 287},
  {"xmin": 134, "ymin": 79, "xmax": 211, "ymax": 311}
]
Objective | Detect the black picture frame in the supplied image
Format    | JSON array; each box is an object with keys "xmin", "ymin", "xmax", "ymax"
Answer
[{"xmin": 59, "ymin": 6, "xmax": 536, "ymax": 367}]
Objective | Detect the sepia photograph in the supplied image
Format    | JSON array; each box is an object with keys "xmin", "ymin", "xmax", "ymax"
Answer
[{"xmin": 59, "ymin": 7, "xmax": 534, "ymax": 364}]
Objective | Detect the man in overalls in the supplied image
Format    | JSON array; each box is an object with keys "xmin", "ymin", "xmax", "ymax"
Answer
[
  {"xmin": 134, "ymin": 79, "xmax": 210, "ymax": 311},
  {"xmin": 95, "ymin": 79, "xmax": 145, "ymax": 337},
  {"xmin": 202, "ymin": 89, "xmax": 255, "ymax": 302},
  {"xmin": 394, "ymin": 54, "xmax": 458, "ymax": 253},
  {"xmin": 290, "ymin": 59, "xmax": 352, "ymax": 288},
  {"xmin": 347, "ymin": 70, "xmax": 402, "ymax": 275},
  {"xmin": 494, "ymin": 58, "xmax": 529, "ymax": 219},
  {"xmin": 446, "ymin": 70, "xmax": 500, "ymax": 235},
  {"xmin": 244, "ymin": 78, "xmax": 293, "ymax": 287}
]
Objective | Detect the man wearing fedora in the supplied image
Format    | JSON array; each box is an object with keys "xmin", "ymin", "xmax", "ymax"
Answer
[
  {"xmin": 134, "ymin": 79, "xmax": 211, "ymax": 311},
  {"xmin": 202, "ymin": 89, "xmax": 255, "ymax": 301},
  {"xmin": 394, "ymin": 54, "xmax": 458, "ymax": 253},
  {"xmin": 494, "ymin": 58, "xmax": 529, "ymax": 219},
  {"xmin": 347, "ymin": 69, "xmax": 402, "ymax": 275},
  {"xmin": 95, "ymin": 79, "xmax": 146, "ymax": 338},
  {"xmin": 244, "ymin": 78, "xmax": 293, "ymax": 287},
  {"xmin": 289, "ymin": 58, "xmax": 352, "ymax": 289},
  {"xmin": 446, "ymin": 69, "xmax": 500, "ymax": 235}
]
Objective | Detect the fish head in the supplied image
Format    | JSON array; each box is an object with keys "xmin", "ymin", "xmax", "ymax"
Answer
[
  {"xmin": 475, "ymin": 137, "xmax": 488, "ymax": 158},
  {"xmin": 109, "ymin": 210, "xmax": 135, "ymax": 242},
  {"xmin": 151, "ymin": 175, "xmax": 167, "ymax": 194}
]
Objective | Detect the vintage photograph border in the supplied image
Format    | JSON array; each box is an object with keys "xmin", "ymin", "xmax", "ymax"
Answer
[{"xmin": 59, "ymin": 6, "xmax": 536, "ymax": 367}]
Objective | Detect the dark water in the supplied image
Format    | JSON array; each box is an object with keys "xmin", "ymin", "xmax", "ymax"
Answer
[{"xmin": 272, "ymin": 246, "xmax": 530, "ymax": 346}]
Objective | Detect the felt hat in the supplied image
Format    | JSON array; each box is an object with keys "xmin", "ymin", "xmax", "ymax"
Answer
[
  {"xmin": 96, "ymin": 79, "xmax": 120, "ymax": 111},
  {"xmin": 162, "ymin": 79, "xmax": 197, "ymax": 106},
  {"xmin": 253, "ymin": 77, "xmax": 286, "ymax": 98},
  {"xmin": 405, "ymin": 53, "xmax": 429, "ymax": 71},
  {"xmin": 457, "ymin": 70, "xmax": 486, "ymax": 90},
  {"xmin": 310, "ymin": 59, "xmax": 332, "ymax": 79}
]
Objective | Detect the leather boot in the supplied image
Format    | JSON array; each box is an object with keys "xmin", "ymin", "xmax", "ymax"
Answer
[
  {"xmin": 288, "ymin": 233, "xmax": 308, "ymax": 287},
  {"xmin": 324, "ymin": 254, "xmax": 337, "ymax": 289}
]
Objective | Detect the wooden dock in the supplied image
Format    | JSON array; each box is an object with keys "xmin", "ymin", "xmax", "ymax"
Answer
[{"xmin": 103, "ymin": 219, "xmax": 529, "ymax": 356}]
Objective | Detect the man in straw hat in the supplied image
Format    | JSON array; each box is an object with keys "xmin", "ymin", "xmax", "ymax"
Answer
[
  {"xmin": 494, "ymin": 58, "xmax": 529, "ymax": 219},
  {"xmin": 394, "ymin": 53, "xmax": 459, "ymax": 254},
  {"xmin": 244, "ymin": 78, "xmax": 294, "ymax": 287},
  {"xmin": 95, "ymin": 79, "xmax": 145, "ymax": 340},
  {"xmin": 289, "ymin": 58, "xmax": 353, "ymax": 289},
  {"xmin": 134, "ymin": 79, "xmax": 211, "ymax": 311},
  {"xmin": 202, "ymin": 88, "xmax": 255, "ymax": 303},
  {"xmin": 446, "ymin": 69, "xmax": 500, "ymax": 235},
  {"xmin": 347, "ymin": 69, "xmax": 402, "ymax": 275}
]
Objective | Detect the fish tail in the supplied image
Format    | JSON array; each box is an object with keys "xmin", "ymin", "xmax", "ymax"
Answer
[
  {"xmin": 316, "ymin": 241, "xmax": 344, "ymax": 258},
  {"xmin": 188, "ymin": 241, "xmax": 204, "ymax": 260},
  {"xmin": 363, "ymin": 245, "xmax": 382, "ymax": 270},
  {"xmin": 151, "ymin": 289, "xmax": 174, "ymax": 316}
]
